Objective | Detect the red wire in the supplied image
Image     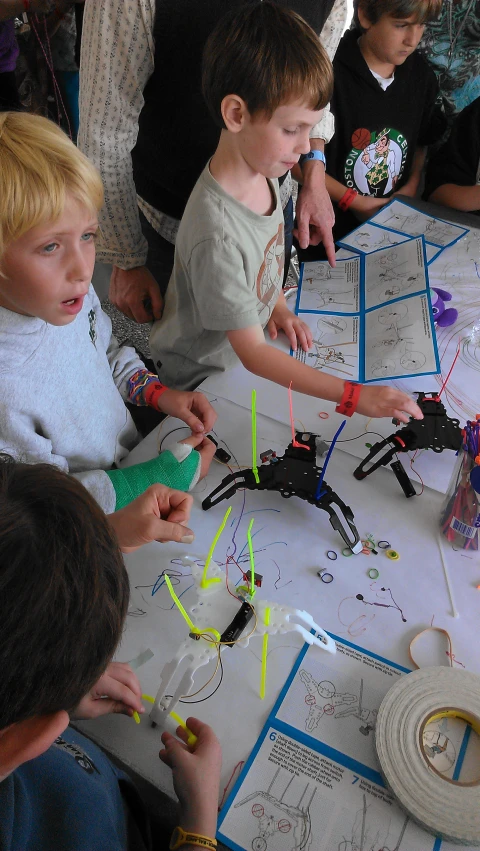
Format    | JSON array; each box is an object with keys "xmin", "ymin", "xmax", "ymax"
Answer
[
  {"xmin": 409, "ymin": 450, "xmax": 425, "ymax": 495},
  {"xmin": 437, "ymin": 343, "xmax": 461, "ymax": 399}
]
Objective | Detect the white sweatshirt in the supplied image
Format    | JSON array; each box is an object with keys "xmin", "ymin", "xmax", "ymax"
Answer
[{"xmin": 0, "ymin": 286, "xmax": 145, "ymax": 512}]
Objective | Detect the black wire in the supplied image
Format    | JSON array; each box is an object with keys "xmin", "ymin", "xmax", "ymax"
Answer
[
  {"xmin": 179, "ymin": 655, "xmax": 224, "ymax": 704},
  {"xmin": 327, "ymin": 430, "xmax": 386, "ymax": 445},
  {"xmin": 159, "ymin": 425, "xmax": 192, "ymax": 451}
]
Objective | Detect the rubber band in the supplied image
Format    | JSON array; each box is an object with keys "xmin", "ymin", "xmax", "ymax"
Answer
[
  {"xmin": 368, "ymin": 568, "xmax": 379, "ymax": 579},
  {"xmin": 318, "ymin": 570, "xmax": 334, "ymax": 583},
  {"xmin": 377, "ymin": 540, "xmax": 391, "ymax": 549},
  {"xmin": 409, "ymin": 626, "xmax": 453, "ymax": 670},
  {"xmin": 318, "ymin": 412, "xmax": 330, "ymax": 420},
  {"xmin": 386, "ymin": 549, "xmax": 400, "ymax": 561},
  {"xmin": 342, "ymin": 547, "xmax": 353, "ymax": 557},
  {"xmin": 326, "ymin": 550, "xmax": 338, "ymax": 561}
]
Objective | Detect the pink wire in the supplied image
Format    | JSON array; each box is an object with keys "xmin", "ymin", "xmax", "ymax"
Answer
[
  {"xmin": 29, "ymin": 14, "xmax": 72, "ymax": 140},
  {"xmin": 288, "ymin": 381, "xmax": 310, "ymax": 449}
]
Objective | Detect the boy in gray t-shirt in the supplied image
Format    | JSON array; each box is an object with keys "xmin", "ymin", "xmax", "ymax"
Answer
[{"xmin": 150, "ymin": 3, "xmax": 422, "ymax": 424}]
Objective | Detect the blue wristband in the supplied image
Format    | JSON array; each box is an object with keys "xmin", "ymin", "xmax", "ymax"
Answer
[{"xmin": 299, "ymin": 150, "xmax": 326, "ymax": 167}]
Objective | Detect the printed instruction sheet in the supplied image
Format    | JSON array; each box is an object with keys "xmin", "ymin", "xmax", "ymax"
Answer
[
  {"xmin": 337, "ymin": 221, "xmax": 443, "ymax": 265},
  {"xmin": 365, "ymin": 198, "xmax": 468, "ymax": 253},
  {"xmin": 293, "ymin": 236, "xmax": 440, "ymax": 382},
  {"xmin": 218, "ymin": 637, "xmax": 464, "ymax": 851}
]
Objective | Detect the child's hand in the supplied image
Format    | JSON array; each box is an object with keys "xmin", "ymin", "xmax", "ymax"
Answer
[
  {"xmin": 71, "ymin": 663, "xmax": 144, "ymax": 720},
  {"xmin": 157, "ymin": 389, "xmax": 217, "ymax": 434},
  {"xmin": 108, "ymin": 485, "xmax": 194, "ymax": 551},
  {"xmin": 351, "ymin": 194, "xmax": 389, "ymax": 222},
  {"xmin": 268, "ymin": 306, "xmax": 313, "ymax": 352},
  {"xmin": 180, "ymin": 434, "xmax": 216, "ymax": 479},
  {"xmin": 160, "ymin": 718, "xmax": 222, "ymax": 837},
  {"xmin": 356, "ymin": 385, "xmax": 423, "ymax": 423}
]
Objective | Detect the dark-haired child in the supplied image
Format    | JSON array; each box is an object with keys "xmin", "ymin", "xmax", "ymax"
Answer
[
  {"xmin": 426, "ymin": 97, "xmax": 480, "ymax": 214},
  {"xmin": 323, "ymin": 0, "xmax": 447, "ymax": 237},
  {"xmin": 150, "ymin": 1, "xmax": 422, "ymax": 425},
  {"xmin": 0, "ymin": 458, "xmax": 221, "ymax": 851}
]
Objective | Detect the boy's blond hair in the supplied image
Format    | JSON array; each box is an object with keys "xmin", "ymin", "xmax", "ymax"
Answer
[
  {"xmin": 0, "ymin": 112, "xmax": 103, "ymax": 259},
  {"xmin": 202, "ymin": 2, "xmax": 333, "ymax": 130}
]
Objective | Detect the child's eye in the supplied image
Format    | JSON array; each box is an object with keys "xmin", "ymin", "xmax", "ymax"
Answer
[
  {"xmin": 283, "ymin": 128, "xmax": 297, "ymax": 136},
  {"xmin": 81, "ymin": 231, "xmax": 97, "ymax": 242},
  {"xmin": 42, "ymin": 242, "xmax": 58, "ymax": 253}
]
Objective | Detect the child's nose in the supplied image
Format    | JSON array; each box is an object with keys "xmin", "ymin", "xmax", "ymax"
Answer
[
  {"xmin": 69, "ymin": 249, "xmax": 91, "ymax": 282},
  {"xmin": 295, "ymin": 132, "xmax": 311, "ymax": 155}
]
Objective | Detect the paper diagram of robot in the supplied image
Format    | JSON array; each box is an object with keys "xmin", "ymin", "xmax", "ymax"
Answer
[
  {"xmin": 370, "ymin": 303, "xmax": 426, "ymax": 374},
  {"xmin": 307, "ymin": 341, "xmax": 357, "ymax": 377},
  {"xmin": 337, "ymin": 794, "xmax": 409, "ymax": 851},
  {"xmin": 299, "ymin": 672, "xmax": 377, "ymax": 736},
  {"xmin": 369, "ymin": 253, "xmax": 424, "ymax": 303},
  {"xmin": 234, "ymin": 766, "xmax": 317, "ymax": 851}
]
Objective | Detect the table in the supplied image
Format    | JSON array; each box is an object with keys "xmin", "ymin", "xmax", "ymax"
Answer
[{"xmin": 78, "ymin": 202, "xmax": 480, "ymax": 844}]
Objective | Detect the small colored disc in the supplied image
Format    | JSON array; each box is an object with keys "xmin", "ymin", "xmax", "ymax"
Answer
[
  {"xmin": 342, "ymin": 547, "xmax": 353, "ymax": 557},
  {"xmin": 377, "ymin": 540, "xmax": 391, "ymax": 549},
  {"xmin": 326, "ymin": 550, "xmax": 338, "ymax": 561},
  {"xmin": 320, "ymin": 571, "xmax": 334, "ymax": 584},
  {"xmin": 386, "ymin": 549, "xmax": 400, "ymax": 561},
  {"xmin": 318, "ymin": 412, "xmax": 330, "ymax": 420},
  {"xmin": 368, "ymin": 568, "xmax": 379, "ymax": 579}
]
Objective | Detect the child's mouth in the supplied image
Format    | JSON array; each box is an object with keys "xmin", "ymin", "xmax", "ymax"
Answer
[{"xmin": 61, "ymin": 295, "xmax": 85, "ymax": 315}]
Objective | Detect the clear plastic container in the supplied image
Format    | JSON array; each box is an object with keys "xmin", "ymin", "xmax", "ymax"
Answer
[{"xmin": 440, "ymin": 449, "xmax": 479, "ymax": 550}]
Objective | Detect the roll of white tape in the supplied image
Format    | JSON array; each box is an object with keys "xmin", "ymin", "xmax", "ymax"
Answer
[{"xmin": 376, "ymin": 666, "xmax": 480, "ymax": 846}]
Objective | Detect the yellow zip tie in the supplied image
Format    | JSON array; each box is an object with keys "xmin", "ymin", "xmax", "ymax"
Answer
[
  {"xmin": 260, "ymin": 607, "xmax": 271, "ymax": 700},
  {"xmin": 170, "ymin": 711, "xmax": 198, "ymax": 747},
  {"xmin": 164, "ymin": 574, "xmax": 199, "ymax": 632},
  {"xmin": 201, "ymin": 506, "xmax": 231, "ymax": 588},
  {"xmin": 142, "ymin": 694, "xmax": 155, "ymax": 703},
  {"xmin": 133, "ymin": 711, "xmax": 141, "ymax": 724},
  {"xmin": 251, "ymin": 389, "xmax": 260, "ymax": 484},
  {"xmin": 247, "ymin": 518, "xmax": 256, "ymax": 597}
]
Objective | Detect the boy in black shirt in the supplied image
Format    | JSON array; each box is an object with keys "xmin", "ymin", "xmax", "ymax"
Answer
[
  {"xmin": 324, "ymin": 0, "xmax": 446, "ymax": 239},
  {"xmin": 426, "ymin": 97, "xmax": 480, "ymax": 215}
]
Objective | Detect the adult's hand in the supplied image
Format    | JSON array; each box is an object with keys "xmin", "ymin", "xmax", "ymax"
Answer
[
  {"xmin": 294, "ymin": 163, "xmax": 336, "ymax": 266},
  {"xmin": 107, "ymin": 484, "xmax": 194, "ymax": 552},
  {"xmin": 109, "ymin": 265, "xmax": 163, "ymax": 323}
]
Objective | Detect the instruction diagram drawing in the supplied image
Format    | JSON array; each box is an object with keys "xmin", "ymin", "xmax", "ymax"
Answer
[
  {"xmin": 234, "ymin": 767, "xmax": 317, "ymax": 851},
  {"xmin": 337, "ymin": 794, "xmax": 409, "ymax": 851}
]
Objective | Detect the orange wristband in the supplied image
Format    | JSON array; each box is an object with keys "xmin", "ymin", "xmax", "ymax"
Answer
[
  {"xmin": 335, "ymin": 382, "xmax": 362, "ymax": 417},
  {"xmin": 144, "ymin": 381, "xmax": 169, "ymax": 410}
]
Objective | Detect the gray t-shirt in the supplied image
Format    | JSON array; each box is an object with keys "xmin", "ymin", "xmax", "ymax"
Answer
[{"xmin": 150, "ymin": 165, "xmax": 284, "ymax": 390}]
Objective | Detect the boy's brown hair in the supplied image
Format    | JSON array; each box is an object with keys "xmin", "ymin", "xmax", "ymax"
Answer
[
  {"xmin": 0, "ymin": 458, "xmax": 129, "ymax": 729},
  {"xmin": 355, "ymin": 0, "xmax": 442, "ymax": 27},
  {"xmin": 202, "ymin": 1, "xmax": 333, "ymax": 129}
]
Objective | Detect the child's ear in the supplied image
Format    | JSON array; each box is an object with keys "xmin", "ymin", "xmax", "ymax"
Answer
[
  {"xmin": 221, "ymin": 94, "xmax": 248, "ymax": 133},
  {"xmin": 0, "ymin": 711, "xmax": 69, "ymax": 781},
  {"xmin": 356, "ymin": 2, "xmax": 372, "ymax": 31}
]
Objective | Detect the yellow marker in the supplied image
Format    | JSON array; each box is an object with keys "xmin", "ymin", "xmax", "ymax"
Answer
[
  {"xmin": 170, "ymin": 711, "xmax": 198, "ymax": 747},
  {"xmin": 260, "ymin": 607, "xmax": 271, "ymax": 700},
  {"xmin": 247, "ymin": 518, "xmax": 256, "ymax": 597},
  {"xmin": 252, "ymin": 389, "xmax": 260, "ymax": 484},
  {"xmin": 201, "ymin": 506, "xmax": 231, "ymax": 588}
]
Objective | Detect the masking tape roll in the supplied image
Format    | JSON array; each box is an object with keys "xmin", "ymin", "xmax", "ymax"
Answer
[{"xmin": 376, "ymin": 667, "xmax": 480, "ymax": 845}]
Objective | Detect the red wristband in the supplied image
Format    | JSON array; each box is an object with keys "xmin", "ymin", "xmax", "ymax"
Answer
[
  {"xmin": 335, "ymin": 382, "xmax": 362, "ymax": 417},
  {"xmin": 144, "ymin": 381, "xmax": 169, "ymax": 410},
  {"xmin": 338, "ymin": 187, "xmax": 358, "ymax": 212}
]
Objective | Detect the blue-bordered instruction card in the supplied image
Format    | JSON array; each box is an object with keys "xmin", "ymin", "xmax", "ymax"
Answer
[
  {"xmin": 292, "ymin": 235, "xmax": 440, "ymax": 383},
  {"xmin": 217, "ymin": 635, "xmax": 457, "ymax": 851}
]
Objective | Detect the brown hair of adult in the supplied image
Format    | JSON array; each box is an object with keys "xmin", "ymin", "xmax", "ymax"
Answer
[
  {"xmin": 354, "ymin": 0, "xmax": 442, "ymax": 28},
  {"xmin": 0, "ymin": 458, "xmax": 129, "ymax": 729},
  {"xmin": 202, "ymin": 1, "xmax": 333, "ymax": 130}
]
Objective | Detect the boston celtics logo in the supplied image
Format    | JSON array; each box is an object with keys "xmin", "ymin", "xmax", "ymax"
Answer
[{"xmin": 344, "ymin": 127, "xmax": 407, "ymax": 197}]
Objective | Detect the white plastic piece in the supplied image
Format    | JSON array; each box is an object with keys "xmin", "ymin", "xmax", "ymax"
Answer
[{"xmin": 149, "ymin": 558, "xmax": 335, "ymax": 727}]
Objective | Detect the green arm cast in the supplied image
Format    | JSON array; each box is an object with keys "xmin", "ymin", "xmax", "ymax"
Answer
[{"xmin": 106, "ymin": 448, "xmax": 200, "ymax": 510}]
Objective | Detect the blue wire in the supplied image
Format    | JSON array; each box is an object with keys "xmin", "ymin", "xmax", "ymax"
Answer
[{"xmin": 315, "ymin": 419, "xmax": 347, "ymax": 500}]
